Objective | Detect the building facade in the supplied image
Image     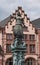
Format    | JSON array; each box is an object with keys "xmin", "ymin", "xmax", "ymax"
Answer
[{"xmin": 0, "ymin": 7, "xmax": 40, "ymax": 65}]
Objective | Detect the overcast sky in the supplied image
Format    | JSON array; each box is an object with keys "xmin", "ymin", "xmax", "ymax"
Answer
[{"xmin": 0, "ymin": 0, "xmax": 40, "ymax": 21}]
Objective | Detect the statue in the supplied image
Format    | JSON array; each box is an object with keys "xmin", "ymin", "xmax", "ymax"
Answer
[{"xmin": 11, "ymin": 12, "xmax": 26, "ymax": 65}]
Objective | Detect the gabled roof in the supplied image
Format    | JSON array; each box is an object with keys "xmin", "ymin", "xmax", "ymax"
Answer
[
  {"xmin": 0, "ymin": 16, "xmax": 40, "ymax": 29},
  {"xmin": 32, "ymin": 18, "xmax": 40, "ymax": 29},
  {"xmin": 0, "ymin": 6, "xmax": 40, "ymax": 29},
  {"xmin": 0, "ymin": 15, "xmax": 11, "ymax": 27},
  {"xmin": 0, "ymin": 6, "xmax": 30, "ymax": 28}
]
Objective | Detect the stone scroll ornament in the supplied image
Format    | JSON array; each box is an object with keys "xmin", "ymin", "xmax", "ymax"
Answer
[{"xmin": 11, "ymin": 11, "xmax": 26, "ymax": 65}]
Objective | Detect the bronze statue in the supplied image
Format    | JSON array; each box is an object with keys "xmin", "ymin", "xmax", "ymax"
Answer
[{"xmin": 11, "ymin": 12, "xmax": 26, "ymax": 65}]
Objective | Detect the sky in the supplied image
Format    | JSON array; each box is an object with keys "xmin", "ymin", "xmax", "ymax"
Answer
[{"xmin": 0, "ymin": 0, "xmax": 40, "ymax": 21}]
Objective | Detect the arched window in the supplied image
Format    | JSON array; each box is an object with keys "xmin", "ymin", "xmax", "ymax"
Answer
[
  {"xmin": 6, "ymin": 57, "xmax": 13, "ymax": 65},
  {"xmin": 25, "ymin": 58, "xmax": 36, "ymax": 65}
]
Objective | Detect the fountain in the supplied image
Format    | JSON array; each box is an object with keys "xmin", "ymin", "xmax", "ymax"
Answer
[{"xmin": 11, "ymin": 11, "xmax": 26, "ymax": 65}]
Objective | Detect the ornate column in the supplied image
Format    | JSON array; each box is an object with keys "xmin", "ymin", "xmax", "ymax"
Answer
[{"xmin": 11, "ymin": 12, "xmax": 26, "ymax": 65}]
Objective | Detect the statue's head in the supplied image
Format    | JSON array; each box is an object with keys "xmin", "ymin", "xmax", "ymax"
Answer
[{"xmin": 13, "ymin": 11, "xmax": 24, "ymax": 38}]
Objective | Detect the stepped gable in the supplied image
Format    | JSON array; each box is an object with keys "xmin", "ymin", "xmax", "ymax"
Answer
[
  {"xmin": 32, "ymin": 18, "xmax": 40, "ymax": 29},
  {"xmin": 0, "ymin": 6, "xmax": 35, "ymax": 32}
]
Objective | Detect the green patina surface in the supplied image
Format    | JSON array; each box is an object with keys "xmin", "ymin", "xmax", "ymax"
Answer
[{"xmin": 11, "ymin": 12, "xmax": 26, "ymax": 65}]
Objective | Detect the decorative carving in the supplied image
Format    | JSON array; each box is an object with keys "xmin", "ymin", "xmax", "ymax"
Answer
[{"xmin": 11, "ymin": 11, "xmax": 26, "ymax": 65}]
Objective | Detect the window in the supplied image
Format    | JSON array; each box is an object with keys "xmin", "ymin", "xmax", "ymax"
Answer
[
  {"xmin": 6, "ymin": 34, "xmax": 13, "ymax": 40},
  {"xmin": 0, "ymin": 45, "xmax": 3, "ymax": 56},
  {"xmin": 25, "ymin": 34, "xmax": 27, "ymax": 40},
  {"xmin": 6, "ymin": 58, "xmax": 13, "ymax": 65},
  {"xmin": 23, "ymin": 26, "xmax": 28, "ymax": 31},
  {"xmin": 29, "ymin": 35, "xmax": 35, "ymax": 40},
  {"xmin": 30, "ymin": 44, "xmax": 35, "ymax": 53},
  {"xmin": 6, "ymin": 44, "xmax": 11, "ymax": 53},
  {"xmin": 25, "ymin": 58, "xmax": 36, "ymax": 65},
  {"xmin": 26, "ymin": 44, "xmax": 28, "ymax": 53},
  {"xmin": 23, "ymin": 34, "xmax": 28, "ymax": 40}
]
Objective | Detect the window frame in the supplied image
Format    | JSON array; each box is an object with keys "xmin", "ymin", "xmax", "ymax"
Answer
[
  {"xmin": 23, "ymin": 34, "xmax": 29, "ymax": 41},
  {"xmin": 29, "ymin": 35, "xmax": 35, "ymax": 41},
  {"xmin": 6, "ymin": 34, "xmax": 13, "ymax": 40},
  {"xmin": 6, "ymin": 44, "xmax": 11, "ymax": 53},
  {"xmin": 29, "ymin": 44, "xmax": 35, "ymax": 53},
  {"xmin": 23, "ymin": 26, "xmax": 28, "ymax": 31}
]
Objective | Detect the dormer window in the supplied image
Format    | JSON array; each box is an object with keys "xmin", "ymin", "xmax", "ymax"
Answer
[
  {"xmin": 6, "ymin": 34, "xmax": 13, "ymax": 40},
  {"xmin": 23, "ymin": 26, "xmax": 28, "ymax": 31}
]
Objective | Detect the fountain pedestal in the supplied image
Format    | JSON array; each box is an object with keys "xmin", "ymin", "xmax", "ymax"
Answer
[{"xmin": 11, "ymin": 12, "xmax": 26, "ymax": 65}]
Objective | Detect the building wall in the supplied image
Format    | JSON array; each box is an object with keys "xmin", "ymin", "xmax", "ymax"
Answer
[
  {"xmin": 0, "ymin": 7, "xmax": 39, "ymax": 65},
  {"xmin": 5, "ymin": 7, "xmax": 37, "ymax": 64},
  {"xmin": 0, "ymin": 30, "xmax": 2, "ymax": 46},
  {"xmin": 38, "ymin": 29, "xmax": 40, "ymax": 56}
]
